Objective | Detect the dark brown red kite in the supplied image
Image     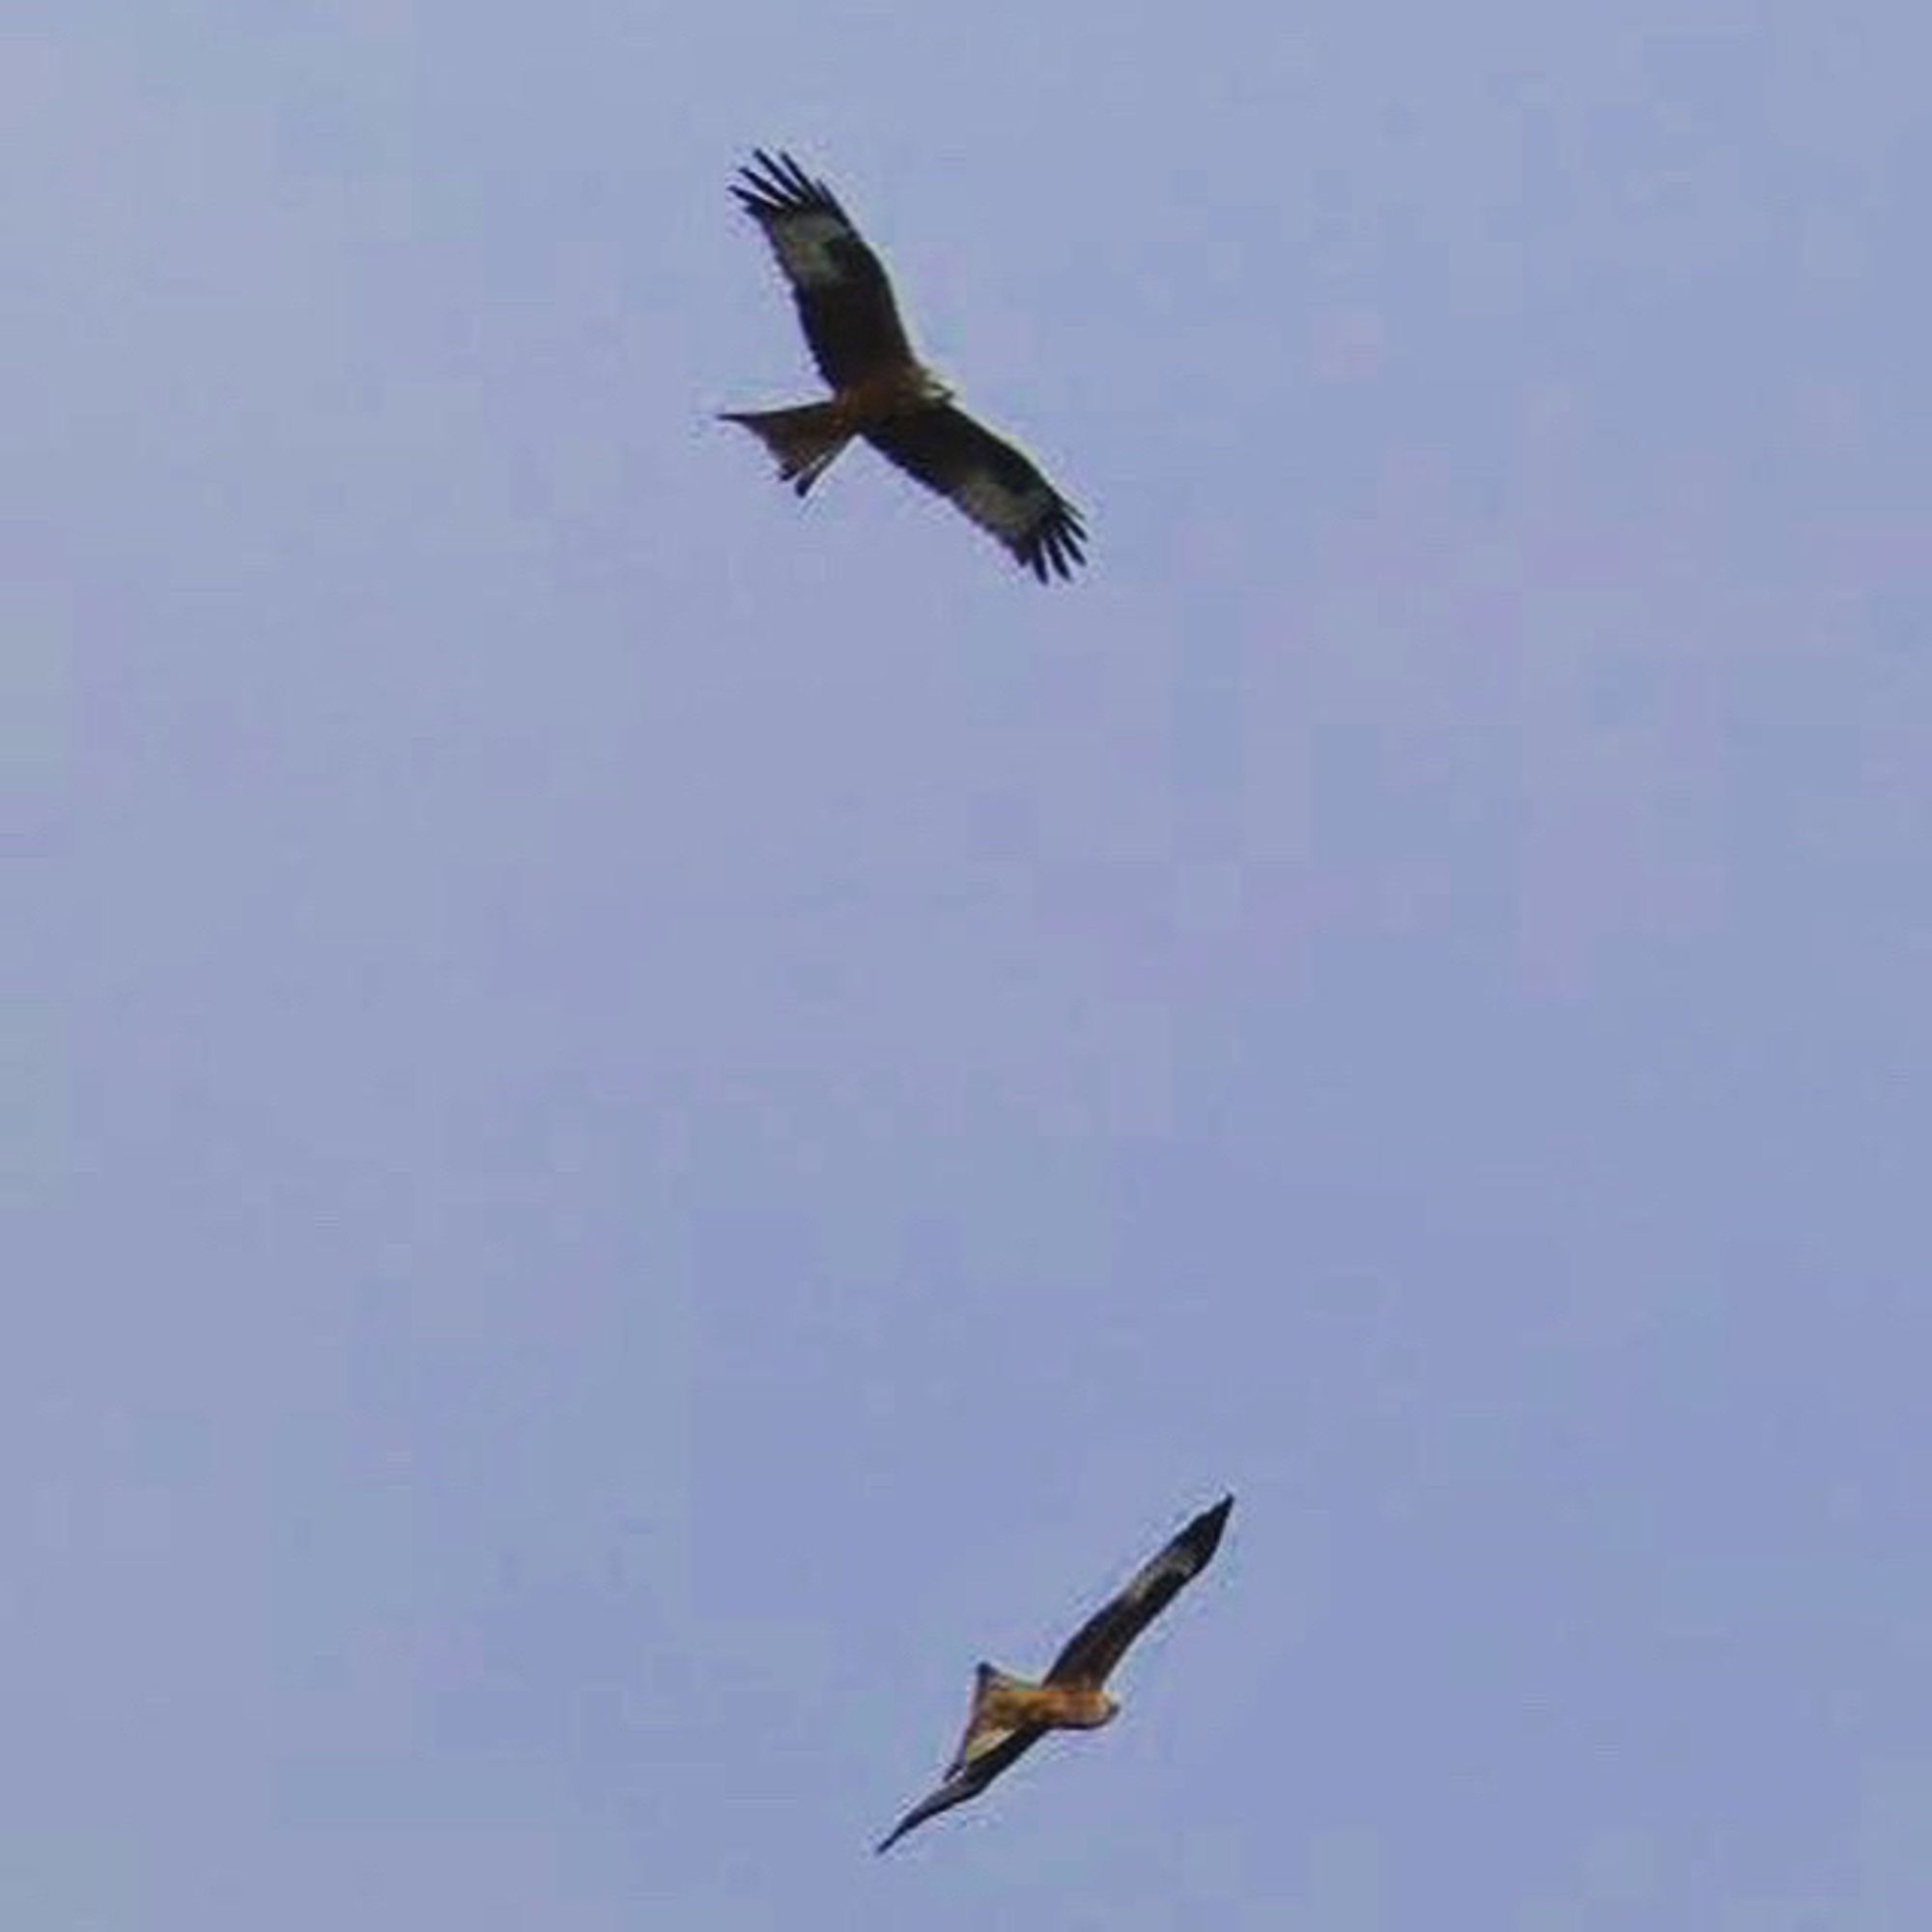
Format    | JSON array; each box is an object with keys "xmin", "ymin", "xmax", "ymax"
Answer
[
  {"xmin": 876, "ymin": 1494, "xmax": 1233, "ymax": 1852},
  {"xmin": 721, "ymin": 150, "xmax": 1087, "ymax": 582}
]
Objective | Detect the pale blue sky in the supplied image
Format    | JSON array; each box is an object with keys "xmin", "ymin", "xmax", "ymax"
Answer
[{"xmin": 22, "ymin": 2, "xmax": 1932, "ymax": 1926}]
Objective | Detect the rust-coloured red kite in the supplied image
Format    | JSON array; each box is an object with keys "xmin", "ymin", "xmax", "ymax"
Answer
[
  {"xmin": 721, "ymin": 149, "xmax": 1087, "ymax": 582},
  {"xmin": 876, "ymin": 1494, "xmax": 1233, "ymax": 1852}
]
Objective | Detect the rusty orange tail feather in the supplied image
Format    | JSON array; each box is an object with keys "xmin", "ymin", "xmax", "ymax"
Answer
[{"xmin": 720, "ymin": 402, "xmax": 852, "ymax": 496}]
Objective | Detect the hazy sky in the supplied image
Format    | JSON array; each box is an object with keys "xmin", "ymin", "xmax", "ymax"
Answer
[{"xmin": 22, "ymin": 3, "xmax": 1932, "ymax": 1926}]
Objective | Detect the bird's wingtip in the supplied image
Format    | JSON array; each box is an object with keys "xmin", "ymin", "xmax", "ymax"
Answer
[{"xmin": 1187, "ymin": 1493, "xmax": 1235, "ymax": 1553}]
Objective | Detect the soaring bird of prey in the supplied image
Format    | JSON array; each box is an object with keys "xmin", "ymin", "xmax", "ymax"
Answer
[
  {"xmin": 721, "ymin": 149, "xmax": 1087, "ymax": 582},
  {"xmin": 875, "ymin": 1494, "xmax": 1233, "ymax": 1853}
]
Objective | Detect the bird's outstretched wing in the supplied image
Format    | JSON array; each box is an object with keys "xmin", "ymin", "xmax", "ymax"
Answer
[
  {"xmin": 864, "ymin": 405, "xmax": 1087, "ymax": 582},
  {"xmin": 730, "ymin": 149, "xmax": 914, "ymax": 390},
  {"xmin": 875, "ymin": 1725, "xmax": 1046, "ymax": 1854},
  {"xmin": 1045, "ymin": 1495, "xmax": 1234, "ymax": 1688}
]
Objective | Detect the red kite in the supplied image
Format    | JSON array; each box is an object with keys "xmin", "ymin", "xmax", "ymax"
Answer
[
  {"xmin": 722, "ymin": 150, "xmax": 1087, "ymax": 582},
  {"xmin": 876, "ymin": 1494, "xmax": 1233, "ymax": 1852}
]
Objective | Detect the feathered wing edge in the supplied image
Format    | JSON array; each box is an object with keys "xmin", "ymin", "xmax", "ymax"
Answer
[
  {"xmin": 1046, "ymin": 1494, "xmax": 1235, "ymax": 1688},
  {"xmin": 875, "ymin": 1725, "xmax": 1046, "ymax": 1854},
  {"xmin": 731, "ymin": 148, "xmax": 853, "ymax": 229},
  {"xmin": 863, "ymin": 405, "xmax": 1086, "ymax": 582},
  {"xmin": 730, "ymin": 149, "xmax": 913, "ymax": 391}
]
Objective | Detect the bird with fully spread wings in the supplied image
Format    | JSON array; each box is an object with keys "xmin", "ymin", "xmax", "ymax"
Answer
[
  {"xmin": 876, "ymin": 1494, "xmax": 1233, "ymax": 1853},
  {"xmin": 721, "ymin": 149, "xmax": 1087, "ymax": 582}
]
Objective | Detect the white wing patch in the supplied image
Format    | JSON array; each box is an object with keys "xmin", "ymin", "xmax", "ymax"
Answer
[
  {"xmin": 766, "ymin": 213, "xmax": 854, "ymax": 287},
  {"xmin": 953, "ymin": 470, "xmax": 1037, "ymax": 540}
]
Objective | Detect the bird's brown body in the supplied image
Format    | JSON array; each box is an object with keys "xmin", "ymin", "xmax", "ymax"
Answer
[{"xmin": 955, "ymin": 1667, "xmax": 1118, "ymax": 1768}]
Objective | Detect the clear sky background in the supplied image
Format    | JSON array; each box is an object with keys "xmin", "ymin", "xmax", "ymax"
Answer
[{"xmin": 21, "ymin": 2, "xmax": 1932, "ymax": 1926}]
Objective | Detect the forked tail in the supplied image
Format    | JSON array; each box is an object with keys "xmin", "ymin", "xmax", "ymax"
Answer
[
  {"xmin": 946, "ymin": 1662, "xmax": 1038, "ymax": 1776},
  {"xmin": 720, "ymin": 402, "xmax": 851, "ymax": 495}
]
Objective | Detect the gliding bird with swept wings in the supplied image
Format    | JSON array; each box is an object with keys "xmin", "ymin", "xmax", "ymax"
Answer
[
  {"xmin": 876, "ymin": 1494, "xmax": 1233, "ymax": 1852},
  {"xmin": 721, "ymin": 149, "xmax": 1087, "ymax": 582}
]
